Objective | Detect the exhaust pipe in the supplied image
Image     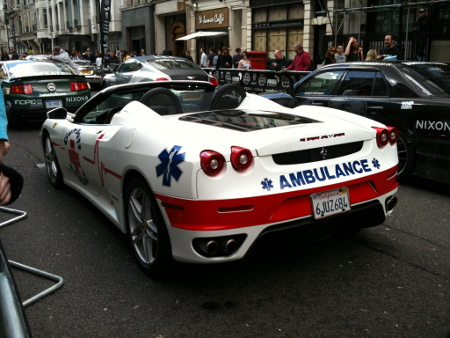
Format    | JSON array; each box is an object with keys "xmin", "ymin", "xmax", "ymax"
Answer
[
  {"xmin": 198, "ymin": 240, "xmax": 219, "ymax": 256},
  {"xmin": 220, "ymin": 239, "xmax": 238, "ymax": 255},
  {"xmin": 386, "ymin": 196, "xmax": 398, "ymax": 211}
]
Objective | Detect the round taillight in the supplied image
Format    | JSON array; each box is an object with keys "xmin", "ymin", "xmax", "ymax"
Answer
[
  {"xmin": 200, "ymin": 150, "xmax": 225, "ymax": 176},
  {"xmin": 387, "ymin": 126, "xmax": 400, "ymax": 145},
  {"xmin": 231, "ymin": 146, "xmax": 253, "ymax": 171},
  {"xmin": 373, "ymin": 127, "xmax": 389, "ymax": 148}
]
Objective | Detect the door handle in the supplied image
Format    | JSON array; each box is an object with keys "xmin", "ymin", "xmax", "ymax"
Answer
[{"xmin": 368, "ymin": 106, "xmax": 383, "ymax": 115}]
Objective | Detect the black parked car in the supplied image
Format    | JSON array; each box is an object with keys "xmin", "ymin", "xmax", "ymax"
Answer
[{"xmin": 263, "ymin": 61, "xmax": 450, "ymax": 184}]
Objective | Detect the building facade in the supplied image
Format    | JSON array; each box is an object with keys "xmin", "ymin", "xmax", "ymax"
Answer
[{"xmin": 0, "ymin": 0, "xmax": 449, "ymax": 63}]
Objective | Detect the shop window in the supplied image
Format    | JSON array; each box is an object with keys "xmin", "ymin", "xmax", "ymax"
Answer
[
  {"xmin": 268, "ymin": 29, "xmax": 286, "ymax": 57},
  {"xmin": 288, "ymin": 3, "xmax": 303, "ymax": 20},
  {"xmin": 287, "ymin": 28, "xmax": 303, "ymax": 60},
  {"xmin": 254, "ymin": 30, "xmax": 267, "ymax": 52},
  {"xmin": 269, "ymin": 7, "xmax": 287, "ymax": 21},
  {"xmin": 253, "ymin": 8, "xmax": 267, "ymax": 22}
]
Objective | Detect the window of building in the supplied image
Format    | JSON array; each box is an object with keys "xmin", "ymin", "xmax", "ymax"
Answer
[
  {"xmin": 43, "ymin": 8, "xmax": 48, "ymax": 29},
  {"xmin": 252, "ymin": 4, "xmax": 304, "ymax": 60}
]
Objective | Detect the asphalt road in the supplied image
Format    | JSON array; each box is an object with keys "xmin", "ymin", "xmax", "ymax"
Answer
[{"xmin": 1, "ymin": 124, "xmax": 449, "ymax": 338}]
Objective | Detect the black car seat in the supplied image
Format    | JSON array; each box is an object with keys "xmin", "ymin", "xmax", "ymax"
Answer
[
  {"xmin": 209, "ymin": 83, "xmax": 246, "ymax": 110},
  {"xmin": 139, "ymin": 87, "xmax": 183, "ymax": 115}
]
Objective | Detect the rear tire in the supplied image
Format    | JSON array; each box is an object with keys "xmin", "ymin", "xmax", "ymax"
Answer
[
  {"xmin": 43, "ymin": 133, "xmax": 64, "ymax": 188},
  {"xmin": 125, "ymin": 177, "xmax": 172, "ymax": 276},
  {"xmin": 397, "ymin": 133, "xmax": 415, "ymax": 181}
]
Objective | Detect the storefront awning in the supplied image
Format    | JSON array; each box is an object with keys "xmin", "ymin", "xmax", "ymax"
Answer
[{"xmin": 176, "ymin": 31, "xmax": 228, "ymax": 41}]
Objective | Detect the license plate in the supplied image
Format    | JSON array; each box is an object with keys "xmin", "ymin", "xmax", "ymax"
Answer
[
  {"xmin": 45, "ymin": 99, "xmax": 63, "ymax": 109},
  {"xmin": 182, "ymin": 93, "xmax": 203, "ymax": 100},
  {"xmin": 80, "ymin": 70, "xmax": 92, "ymax": 74},
  {"xmin": 311, "ymin": 187, "xmax": 350, "ymax": 219}
]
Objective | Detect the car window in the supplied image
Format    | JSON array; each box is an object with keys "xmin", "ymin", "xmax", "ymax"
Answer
[
  {"xmin": 117, "ymin": 60, "xmax": 142, "ymax": 73},
  {"xmin": 295, "ymin": 70, "xmax": 344, "ymax": 95},
  {"xmin": 401, "ymin": 63, "xmax": 450, "ymax": 96},
  {"xmin": 81, "ymin": 91, "xmax": 146, "ymax": 124},
  {"xmin": 6, "ymin": 61, "xmax": 76, "ymax": 77},
  {"xmin": 147, "ymin": 59, "xmax": 202, "ymax": 71},
  {"xmin": 337, "ymin": 70, "xmax": 387, "ymax": 96}
]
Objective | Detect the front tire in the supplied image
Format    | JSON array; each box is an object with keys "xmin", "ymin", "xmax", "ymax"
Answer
[
  {"xmin": 43, "ymin": 133, "xmax": 64, "ymax": 188},
  {"xmin": 125, "ymin": 177, "xmax": 172, "ymax": 276}
]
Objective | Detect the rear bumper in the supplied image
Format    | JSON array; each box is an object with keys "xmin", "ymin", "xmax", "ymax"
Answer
[
  {"xmin": 161, "ymin": 187, "xmax": 397, "ymax": 264},
  {"xmin": 84, "ymin": 75, "xmax": 102, "ymax": 85}
]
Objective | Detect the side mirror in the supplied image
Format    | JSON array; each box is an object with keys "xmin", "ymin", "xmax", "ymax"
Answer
[{"xmin": 47, "ymin": 107, "xmax": 68, "ymax": 120}]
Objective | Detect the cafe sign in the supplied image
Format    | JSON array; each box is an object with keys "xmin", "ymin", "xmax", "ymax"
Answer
[{"xmin": 196, "ymin": 8, "xmax": 229, "ymax": 30}]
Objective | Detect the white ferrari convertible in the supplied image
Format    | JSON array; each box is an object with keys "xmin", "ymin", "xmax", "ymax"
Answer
[{"xmin": 41, "ymin": 81, "xmax": 399, "ymax": 275}]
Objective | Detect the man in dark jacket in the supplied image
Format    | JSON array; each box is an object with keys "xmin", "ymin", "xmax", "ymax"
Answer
[
  {"xmin": 268, "ymin": 50, "xmax": 290, "ymax": 71},
  {"xmin": 414, "ymin": 8, "xmax": 429, "ymax": 61},
  {"xmin": 377, "ymin": 34, "xmax": 404, "ymax": 60},
  {"xmin": 216, "ymin": 47, "xmax": 232, "ymax": 69}
]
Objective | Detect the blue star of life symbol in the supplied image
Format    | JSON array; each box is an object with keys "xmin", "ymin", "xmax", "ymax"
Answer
[
  {"xmin": 261, "ymin": 178, "xmax": 273, "ymax": 191},
  {"xmin": 372, "ymin": 158, "xmax": 381, "ymax": 169},
  {"xmin": 156, "ymin": 145, "xmax": 185, "ymax": 187}
]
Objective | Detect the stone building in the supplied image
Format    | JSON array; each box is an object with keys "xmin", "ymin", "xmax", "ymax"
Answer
[{"xmin": 0, "ymin": 0, "xmax": 448, "ymax": 62}]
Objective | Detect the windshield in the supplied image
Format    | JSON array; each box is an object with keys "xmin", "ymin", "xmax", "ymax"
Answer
[
  {"xmin": 146, "ymin": 59, "xmax": 202, "ymax": 71},
  {"xmin": 401, "ymin": 63, "xmax": 450, "ymax": 96},
  {"xmin": 6, "ymin": 61, "xmax": 76, "ymax": 78}
]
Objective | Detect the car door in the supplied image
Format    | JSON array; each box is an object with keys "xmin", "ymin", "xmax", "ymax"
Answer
[
  {"xmin": 293, "ymin": 69, "xmax": 345, "ymax": 108},
  {"xmin": 334, "ymin": 69, "xmax": 392, "ymax": 122}
]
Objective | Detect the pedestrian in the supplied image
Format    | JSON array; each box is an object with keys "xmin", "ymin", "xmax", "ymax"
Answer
[
  {"xmin": 414, "ymin": 8, "xmax": 429, "ymax": 61},
  {"xmin": 358, "ymin": 46, "xmax": 365, "ymax": 61},
  {"xmin": 238, "ymin": 51, "xmax": 251, "ymax": 69},
  {"xmin": 107, "ymin": 51, "xmax": 119, "ymax": 64},
  {"xmin": 323, "ymin": 46, "xmax": 336, "ymax": 65},
  {"xmin": 140, "ymin": 49, "xmax": 146, "ymax": 56},
  {"xmin": 206, "ymin": 47, "xmax": 216, "ymax": 68},
  {"xmin": 11, "ymin": 48, "xmax": 19, "ymax": 60},
  {"xmin": 95, "ymin": 51, "xmax": 103, "ymax": 70},
  {"xmin": 1, "ymin": 51, "xmax": 9, "ymax": 61},
  {"xmin": 184, "ymin": 50, "xmax": 193, "ymax": 62},
  {"xmin": 335, "ymin": 45, "xmax": 346, "ymax": 63},
  {"xmin": 345, "ymin": 37, "xmax": 364, "ymax": 61},
  {"xmin": 268, "ymin": 50, "xmax": 290, "ymax": 71},
  {"xmin": 286, "ymin": 44, "xmax": 311, "ymax": 71},
  {"xmin": 199, "ymin": 48, "xmax": 208, "ymax": 67},
  {"xmin": 365, "ymin": 49, "xmax": 378, "ymax": 61},
  {"xmin": 377, "ymin": 34, "xmax": 403, "ymax": 60},
  {"xmin": 0, "ymin": 89, "xmax": 23, "ymax": 206},
  {"xmin": 216, "ymin": 47, "xmax": 232, "ymax": 69},
  {"xmin": 232, "ymin": 48, "xmax": 242, "ymax": 68},
  {"xmin": 122, "ymin": 50, "xmax": 130, "ymax": 62},
  {"xmin": 83, "ymin": 48, "xmax": 96, "ymax": 63},
  {"xmin": 49, "ymin": 46, "xmax": 80, "ymax": 74}
]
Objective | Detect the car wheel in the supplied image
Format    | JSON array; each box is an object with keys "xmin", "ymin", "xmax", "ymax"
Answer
[
  {"xmin": 397, "ymin": 133, "xmax": 415, "ymax": 181},
  {"xmin": 43, "ymin": 133, "xmax": 64, "ymax": 188},
  {"xmin": 125, "ymin": 177, "xmax": 172, "ymax": 276}
]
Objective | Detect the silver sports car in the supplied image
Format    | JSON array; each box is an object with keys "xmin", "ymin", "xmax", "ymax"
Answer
[{"xmin": 101, "ymin": 55, "xmax": 218, "ymax": 88}]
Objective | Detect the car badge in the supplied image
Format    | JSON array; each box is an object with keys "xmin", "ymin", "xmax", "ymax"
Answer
[
  {"xmin": 187, "ymin": 76, "xmax": 195, "ymax": 79},
  {"xmin": 320, "ymin": 147, "xmax": 328, "ymax": 160},
  {"xmin": 47, "ymin": 83, "xmax": 56, "ymax": 92}
]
